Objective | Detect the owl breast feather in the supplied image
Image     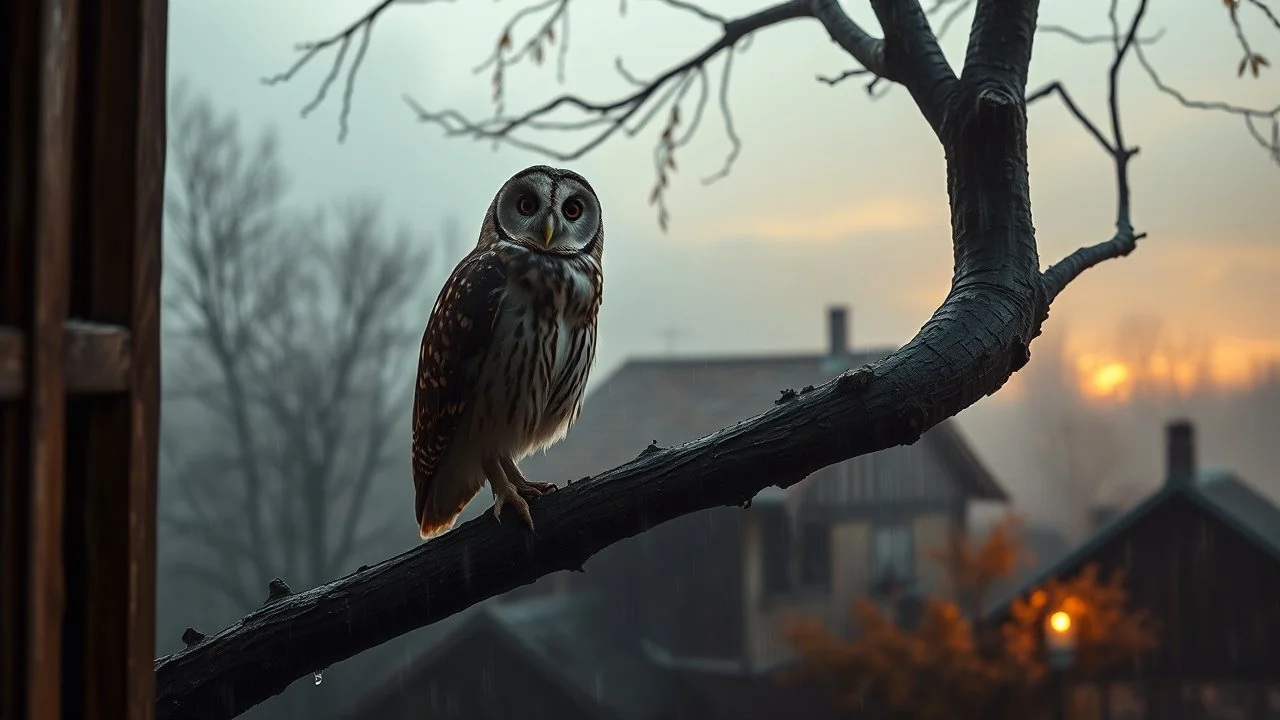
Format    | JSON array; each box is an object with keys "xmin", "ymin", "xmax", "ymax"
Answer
[{"xmin": 468, "ymin": 252, "xmax": 600, "ymax": 461}]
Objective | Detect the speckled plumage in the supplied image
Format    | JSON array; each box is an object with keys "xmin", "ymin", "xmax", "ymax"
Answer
[{"xmin": 412, "ymin": 166, "xmax": 604, "ymax": 538}]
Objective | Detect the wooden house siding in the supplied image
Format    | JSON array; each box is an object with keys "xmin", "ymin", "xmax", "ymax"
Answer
[
  {"xmin": 1086, "ymin": 493, "xmax": 1280, "ymax": 682},
  {"xmin": 803, "ymin": 442, "xmax": 964, "ymax": 520},
  {"xmin": 911, "ymin": 511, "xmax": 957, "ymax": 597},
  {"xmin": 573, "ymin": 508, "xmax": 746, "ymax": 662}
]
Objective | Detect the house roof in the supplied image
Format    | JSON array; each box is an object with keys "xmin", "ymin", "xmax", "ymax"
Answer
[
  {"xmin": 522, "ymin": 349, "xmax": 1007, "ymax": 502},
  {"xmin": 1196, "ymin": 469, "xmax": 1280, "ymax": 554},
  {"xmin": 986, "ymin": 471, "xmax": 1280, "ymax": 622},
  {"xmin": 347, "ymin": 593, "xmax": 699, "ymax": 720}
]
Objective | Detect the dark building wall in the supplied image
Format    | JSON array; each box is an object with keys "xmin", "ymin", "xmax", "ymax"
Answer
[
  {"xmin": 372, "ymin": 635, "xmax": 599, "ymax": 720},
  {"xmin": 574, "ymin": 507, "xmax": 746, "ymax": 660},
  {"xmin": 1090, "ymin": 494, "xmax": 1280, "ymax": 681}
]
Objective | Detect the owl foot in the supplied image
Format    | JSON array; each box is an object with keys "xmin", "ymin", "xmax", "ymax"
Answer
[
  {"xmin": 490, "ymin": 483, "xmax": 535, "ymax": 533},
  {"xmin": 498, "ymin": 456, "xmax": 558, "ymax": 496}
]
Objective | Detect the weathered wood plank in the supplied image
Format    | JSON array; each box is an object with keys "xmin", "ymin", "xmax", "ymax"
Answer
[
  {"xmin": 29, "ymin": 0, "xmax": 80, "ymax": 716},
  {"xmin": 64, "ymin": 321, "xmax": 133, "ymax": 395},
  {"xmin": 0, "ymin": 328, "xmax": 22, "ymax": 399},
  {"xmin": 0, "ymin": 322, "xmax": 133, "ymax": 400},
  {"xmin": 75, "ymin": 0, "xmax": 165, "ymax": 715},
  {"xmin": 127, "ymin": 0, "xmax": 166, "ymax": 715},
  {"xmin": 0, "ymin": 0, "xmax": 40, "ymax": 713}
]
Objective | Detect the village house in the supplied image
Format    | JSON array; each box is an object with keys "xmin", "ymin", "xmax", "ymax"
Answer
[{"xmin": 990, "ymin": 419, "xmax": 1280, "ymax": 720}]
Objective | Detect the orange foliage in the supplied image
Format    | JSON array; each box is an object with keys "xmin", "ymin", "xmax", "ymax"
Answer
[{"xmin": 781, "ymin": 514, "xmax": 1159, "ymax": 720}]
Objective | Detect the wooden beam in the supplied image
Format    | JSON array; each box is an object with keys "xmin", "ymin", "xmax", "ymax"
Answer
[
  {"xmin": 29, "ymin": 0, "xmax": 80, "ymax": 718},
  {"xmin": 64, "ymin": 321, "xmax": 132, "ymax": 394},
  {"xmin": 0, "ymin": 0, "xmax": 40, "ymax": 714},
  {"xmin": 0, "ymin": 322, "xmax": 133, "ymax": 401},
  {"xmin": 73, "ymin": 0, "xmax": 165, "ymax": 715}
]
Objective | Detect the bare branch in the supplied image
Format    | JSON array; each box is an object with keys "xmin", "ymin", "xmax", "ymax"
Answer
[
  {"xmin": 1026, "ymin": 82, "xmax": 1114, "ymax": 155},
  {"xmin": 1039, "ymin": 23, "xmax": 1164, "ymax": 46},
  {"xmin": 398, "ymin": 0, "xmax": 810, "ymax": 230},
  {"xmin": 1039, "ymin": 0, "xmax": 1151, "ymax": 302},
  {"xmin": 654, "ymin": 0, "xmax": 727, "ymax": 25},
  {"xmin": 808, "ymin": 0, "xmax": 889, "ymax": 77},
  {"xmin": 1133, "ymin": 35, "xmax": 1280, "ymax": 165},
  {"xmin": 261, "ymin": 0, "xmax": 456, "ymax": 142},
  {"xmin": 816, "ymin": 67, "xmax": 873, "ymax": 85}
]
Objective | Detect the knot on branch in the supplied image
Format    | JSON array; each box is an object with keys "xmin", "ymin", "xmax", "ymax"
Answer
[
  {"xmin": 637, "ymin": 440, "xmax": 665, "ymax": 460},
  {"xmin": 775, "ymin": 388, "xmax": 798, "ymax": 405},
  {"xmin": 960, "ymin": 83, "xmax": 1027, "ymax": 142},
  {"xmin": 264, "ymin": 578, "xmax": 293, "ymax": 606},
  {"xmin": 181, "ymin": 628, "xmax": 206, "ymax": 648},
  {"xmin": 837, "ymin": 365, "xmax": 876, "ymax": 394}
]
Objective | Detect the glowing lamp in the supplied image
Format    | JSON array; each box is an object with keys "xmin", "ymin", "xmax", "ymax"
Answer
[
  {"xmin": 1049, "ymin": 611, "xmax": 1071, "ymax": 633},
  {"xmin": 1044, "ymin": 608, "xmax": 1077, "ymax": 669}
]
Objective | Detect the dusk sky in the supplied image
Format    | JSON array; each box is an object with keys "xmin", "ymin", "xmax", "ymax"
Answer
[{"xmin": 164, "ymin": 0, "xmax": 1280, "ymax": 526}]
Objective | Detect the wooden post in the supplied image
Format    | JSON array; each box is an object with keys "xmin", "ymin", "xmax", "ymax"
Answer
[{"xmin": 0, "ymin": 0, "xmax": 166, "ymax": 717}]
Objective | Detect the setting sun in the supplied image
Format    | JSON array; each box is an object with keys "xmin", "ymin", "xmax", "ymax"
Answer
[
  {"xmin": 1086, "ymin": 361, "xmax": 1132, "ymax": 400},
  {"xmin": 1070, "ymin": 339, "xmax": 1280, "ymax": 402}
]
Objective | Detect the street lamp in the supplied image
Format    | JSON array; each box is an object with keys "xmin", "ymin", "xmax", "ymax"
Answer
[{"xmin": 1045, "ymin": 607, "xmax": 1078, "ymax": 720}]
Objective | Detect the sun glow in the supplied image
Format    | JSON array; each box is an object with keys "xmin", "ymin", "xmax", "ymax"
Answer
[{"xmin": 1072, "ymin": 339, "xmax": 1280, "ymax": 402}]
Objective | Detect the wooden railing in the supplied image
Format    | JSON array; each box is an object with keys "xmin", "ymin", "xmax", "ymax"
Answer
[{"xmin": 1, "ymin": 0, "xmax": 166, "ymax": 718}]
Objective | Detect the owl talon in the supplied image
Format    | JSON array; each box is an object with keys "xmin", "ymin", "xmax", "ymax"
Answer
[
  {"xmin": 518, "ymin": 480, "xmax": 557, "ymax": 497},
  {"xmin": 499, "ymin": 456, "xmax": 558, "ymax": 498},
  {"xmin": 491, "ymin": 483, "xmax": 536, "ymax": 534}
]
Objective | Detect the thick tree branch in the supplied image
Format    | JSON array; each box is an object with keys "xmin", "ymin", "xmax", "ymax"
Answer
[
  {"xmin": 964, "ymin": 0, "xmax": 1039, "ymax": 95},
  {"xmin": 156, "ymin": 264, "xmax": 1056, "ymax": 719},
  {"xmin": 811, "ymin": 0, "xmax": 958, "ymax": 134}
]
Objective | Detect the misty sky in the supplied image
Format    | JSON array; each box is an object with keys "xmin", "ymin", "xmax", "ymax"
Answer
[{"xmin": 165, "ymin": 0, "xmax": 1280, "ymax": 525}]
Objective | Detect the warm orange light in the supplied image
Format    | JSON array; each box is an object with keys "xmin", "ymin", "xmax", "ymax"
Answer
[
  {"xmin": 1087, "ymin": 362, "xmax": 1131, "ymax": 398},
  {"xmin": 1048, "ymin": 610, "xmax": 1071, "ymax": 634},
  {"xmin": 1070, "ymin": 338, "xmax": 1280, "ymax": 401}
]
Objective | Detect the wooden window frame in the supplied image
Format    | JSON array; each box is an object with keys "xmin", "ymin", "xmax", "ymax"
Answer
[{"xmin": 1, "ymin": 0, "xmax": 166, "ymax": 718}]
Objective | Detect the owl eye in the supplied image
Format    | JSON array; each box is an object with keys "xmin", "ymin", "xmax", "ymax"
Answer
[
  {"xmin": 562, "ymin": 198, "xmax": 584, "ymax": 221},
  {"xmin": 515, "ymin": 194, "xmax": 538, "ymax": 216}
]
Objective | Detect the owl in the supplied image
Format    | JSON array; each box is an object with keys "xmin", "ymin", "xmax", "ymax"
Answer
[{"xmin": 412, "ymin": 165, "xmax": 604, "ymax": 539}]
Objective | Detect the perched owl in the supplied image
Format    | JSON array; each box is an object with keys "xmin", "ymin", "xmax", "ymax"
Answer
[{"xmin": 412, "ymin": 165, "xmax": 604, "ymax": 539}]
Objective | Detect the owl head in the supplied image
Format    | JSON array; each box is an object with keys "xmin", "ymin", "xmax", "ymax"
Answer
[{"xmin": 489, "ymin": 165, "xmax": 602, "ymax": 257}]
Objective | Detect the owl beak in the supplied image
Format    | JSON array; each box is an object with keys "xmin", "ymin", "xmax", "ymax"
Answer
[{"xmin": 543, "ymin": 215, "xmax": 557, "ymax": 246}]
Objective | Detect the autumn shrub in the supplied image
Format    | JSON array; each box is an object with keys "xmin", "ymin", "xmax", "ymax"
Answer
[{"xmin": 780, "ymin": 515, "xmax": 1159, "ymax": 720}]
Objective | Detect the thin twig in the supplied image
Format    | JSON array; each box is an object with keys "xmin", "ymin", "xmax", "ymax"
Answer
[
  {"xmin": 1040, "ymin": 0, "xmax": 1153, "ymax": 301},
  {"xmin": 260, "ymin": 0, "xmax": 456, "ymax": 142}
]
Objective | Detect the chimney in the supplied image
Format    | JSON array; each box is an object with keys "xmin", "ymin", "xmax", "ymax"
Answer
[
  {"xmin": 1165, "ymin": 419, "xmax": 1196, "ymax": 487},
  {"xmin": 827, "ymin": 305, "xmax": 850, "ymax": 357}
]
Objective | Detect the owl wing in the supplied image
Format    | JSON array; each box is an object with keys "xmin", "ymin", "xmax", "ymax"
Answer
[{"xmin": 412, "ymin": 248, "xmax": 508, "ymax": 538}]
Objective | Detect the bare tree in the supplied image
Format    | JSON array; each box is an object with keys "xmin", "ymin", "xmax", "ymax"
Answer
[
  {"xmin": 154, "ymin": 1, "xmax": 1279, "ymax": 718},
  {"xmin": 1020, "ymin": 329, "xmax": 1128, "ymax": 539},
  {"xmin": 160, "ymin": 89, "xmax": 426, "ymax": 612}
]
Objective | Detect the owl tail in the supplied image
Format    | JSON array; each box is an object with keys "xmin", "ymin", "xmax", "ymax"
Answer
[{"xmin": 415, "ymin": 475, "xmax": 480, "ymax": 540}]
